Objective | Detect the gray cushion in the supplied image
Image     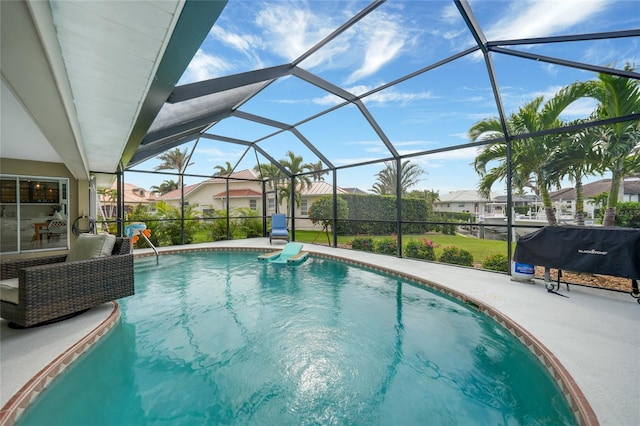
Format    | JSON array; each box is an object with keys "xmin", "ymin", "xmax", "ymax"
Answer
[
  {"xmin": 66, "ymin": 233, "xmax": 116, "ymax": 262},
  {"xmin": 0, "ymin": 278, "xmax": 19, "ymax": 304}
]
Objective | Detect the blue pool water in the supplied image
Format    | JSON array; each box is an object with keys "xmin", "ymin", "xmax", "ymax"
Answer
[{"xmin": 19, "ymin": 252, "xmax": 576, "ymax": 425}]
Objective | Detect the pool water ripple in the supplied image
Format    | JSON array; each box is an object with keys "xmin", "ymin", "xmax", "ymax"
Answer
[{"xmin": 18, "ymin": 252, "xmax": 576, "ymax": 425}]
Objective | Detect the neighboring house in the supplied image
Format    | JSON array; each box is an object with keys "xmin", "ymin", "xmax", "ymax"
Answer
[
  {"xmin": 158, "ymin": 170, "xmax": 352, "ymax": 230},
  {"xmin": 433, "ymin": 190, "xmax": 501, "ymax": 217},
  {"xmin": 99, "ymin": 182, "xmax": 158, "ymax": 218},
  {"xmin": 160, "ymin": 169, "xmax": 263, "ymax": 215},
  {"xmin": 549, "ymin": 178, "xmax": 640, "ymax": 218}
]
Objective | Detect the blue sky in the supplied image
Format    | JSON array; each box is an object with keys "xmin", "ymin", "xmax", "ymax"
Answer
[{"xmin": 129, "ymin": 0, "xmax": 639, "ymax": 196}]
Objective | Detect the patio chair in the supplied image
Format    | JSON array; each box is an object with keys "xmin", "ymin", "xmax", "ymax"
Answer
[
  {"xmin": 269, "ymin": 213, "xmax": 289, "ymax": 244},
  {"xmin": 39, "ymin": 219, "xmax": 67, "ymax": 242},
  {"xmin": 0, "ymin": 235, "xmax": 134, "ymax": 328}
]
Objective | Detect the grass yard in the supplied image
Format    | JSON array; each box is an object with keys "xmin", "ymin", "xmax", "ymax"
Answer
[
  {"xmin": 190, "ymin": 228, "xmax": 508, "ymax": 265},
  {"xmin": 294, "ymin": 230, "xmax": 508, "ymax": 263}
]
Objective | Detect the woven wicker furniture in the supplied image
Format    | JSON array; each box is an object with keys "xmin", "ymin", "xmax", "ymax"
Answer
[{"xmin": 0, "ymin": 237, "xmax": 134, "ymax": 327}]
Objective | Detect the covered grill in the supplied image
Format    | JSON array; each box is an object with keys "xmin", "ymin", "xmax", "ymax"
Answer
[{"xmin": 513, "ymin": 225, "xmax": 640, "ymax": 302}]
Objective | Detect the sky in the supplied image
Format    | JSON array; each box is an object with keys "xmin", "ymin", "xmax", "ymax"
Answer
[{"xmin": 128, "ymin": 0, "xmax": 640, "ymax": 196}]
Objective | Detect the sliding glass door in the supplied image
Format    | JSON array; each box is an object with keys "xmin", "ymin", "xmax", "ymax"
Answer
[{"xmin": 0, "ymin": 175, "xmax": 69, "ymax": 253}]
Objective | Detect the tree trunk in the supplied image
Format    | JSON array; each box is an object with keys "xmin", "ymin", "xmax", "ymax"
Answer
[
  {"xmin": 602, "ymin": 170, "xmax": 622, "ymax": 227},
  {"xmin": 539, "ymin": 183, "xmax": 557, "ymax": 226},
  {"xmin": 602, "ymin": 207, "xmax": 617, "ymax": 227},
  {"xmin": 575, "ymin": 176, "xmax": 585, "ymax": 226}
]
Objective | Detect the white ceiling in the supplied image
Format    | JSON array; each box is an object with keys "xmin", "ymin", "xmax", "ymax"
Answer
[
  {"xmin": 0, "ymin": 0, "xmax": 184, "ymax": 180},
  {"xmin": 0, "ymin": 80, "xmax": 61, "ymax": 163}
]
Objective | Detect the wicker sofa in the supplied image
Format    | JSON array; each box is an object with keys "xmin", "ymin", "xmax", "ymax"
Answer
[{"xmin": 0, "ymin": 236, "xmax": 134, "ymax": 327}]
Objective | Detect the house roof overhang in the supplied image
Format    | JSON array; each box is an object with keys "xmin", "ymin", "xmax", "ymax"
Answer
[{"xmin": 0, "ymin": 0, "xmax": 227, "ymax": 187}]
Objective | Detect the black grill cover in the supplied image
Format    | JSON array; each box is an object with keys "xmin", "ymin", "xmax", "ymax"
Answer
[{"xmin": 513, "ymin": 225, "xmax": 640, "ymax": 279}]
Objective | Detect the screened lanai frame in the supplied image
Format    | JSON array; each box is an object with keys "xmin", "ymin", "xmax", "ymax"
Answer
[{"xmin": 110, "ymin": 0, "xmax": 639, "ymax": 265}]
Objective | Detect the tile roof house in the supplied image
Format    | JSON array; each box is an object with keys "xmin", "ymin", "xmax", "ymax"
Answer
[
  {"xmin": 158, "ymin": 171, "xmax": 351, "ymax": 229},
  {"xmin": 99, "ymin": 182, "xmax": 158, "ymax": 218}
]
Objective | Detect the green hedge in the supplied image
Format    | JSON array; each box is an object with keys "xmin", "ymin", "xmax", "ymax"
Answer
[{"xmin": 336, "ymin": 194, "xmax": 469, "ymax": 235}]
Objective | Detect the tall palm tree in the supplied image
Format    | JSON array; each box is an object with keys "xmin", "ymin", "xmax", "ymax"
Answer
[
  {"xmin": 254, "ymin": 163, "xmax": 285, "ymax": 191},
  {"xmin": 279, "ymin": 151, "xmax": 313, "ymax": 215},
  {"xmin": 545, "ymin": 121, "xmax": 604, "ymax": 225},
  {"xmin": 308, "ymin": 160, "xmax": 328, "ymax": 181},
  {"xmin": 370, "ymin": 160, "xmax": 425, "ymax": 196},
  {"xmin": 213, "ymin": 161, "xmax": 234, "ymax": 176},
  {"xmin": 154, "ymin": 147, "xmax": 193, "ymax": 188},
  {"xmin": 150, "ymin": 179, "xmax": 179, "ymax": 195},
  {"xmin": 470, "ymin": 83, "xmax": 589, "ymax": 225},
  {"xmin": 581, "ymin": 68, "xmax": 640, "ymax": 226}
]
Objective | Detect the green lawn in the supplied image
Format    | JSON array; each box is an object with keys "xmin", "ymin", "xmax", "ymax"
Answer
[
  {"xmin": 191, "ymin": 228, "xmax": 509, "ymax": 264},
  {"xmin": 294, "ymin": 230, "xmax": 508, "ymax": 263}
]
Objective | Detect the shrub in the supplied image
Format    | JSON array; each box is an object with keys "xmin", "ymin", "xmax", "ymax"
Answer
[
  {"xmin": 481, "ymin": 253, "xmax": 509, "ymax": 272},
  {"xmin": 442, "ymin": 223, "xmax": 456, "ymax": 235},
  {"xmin": 351, "ymin": 236, "xmax": 374, "ymax": 252},
  {"xmin": 614, "ymin": 202, "xmax": 640, "ymax": 228},
  {"xmin": 374, "ymin": 236, "xmax": 398, "ymax": 255},
  {"xmin": 235, "ymin": 207, "xmax": 263, "ymax": 238},
  {"xmin": 404, "ymin": 238, "xmax": 436, "ymax": 261},
  {"xmin": 206, "ymin": 209, "xmax": 238, "ymax": 241},
  {"xmin": 309, "ymin": 195, "xmax": 349, "ymax": 232},
  {"xmin": 439, "ymin": 246, "xmax": 474, "ymax": 266},
  {"xmin": 144, "ymin": 201, "xmax": 200, "ymax": 246}
]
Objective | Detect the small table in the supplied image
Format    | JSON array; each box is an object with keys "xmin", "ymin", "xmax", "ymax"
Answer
[{"xmin": 32, "ymin": 222, "xmax": 50, "ymax": 248}]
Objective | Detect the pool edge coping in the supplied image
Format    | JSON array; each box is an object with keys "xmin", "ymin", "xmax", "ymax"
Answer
[{"xmin": 0, "ymin": 302, "xmax": 120, "ymax": 426}]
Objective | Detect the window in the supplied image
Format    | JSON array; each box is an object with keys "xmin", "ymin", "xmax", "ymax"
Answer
[
  {"xmin": 249, "ymin": 199, "xmax": 257, "ymax": 211},
  {"xmin": 458, "ymin": 203, "xmax": 465, "ymax": 207},
  {"xmin": 268, "ymin": 198, "xmax": 275, "ymax": 210},
  {"xmin": 1, "ymin": 175, "xmax": 69, "ymax": 253},
  {"xmin": 301, "ymin": 199, "xmax": 308, "ymax": 216}
]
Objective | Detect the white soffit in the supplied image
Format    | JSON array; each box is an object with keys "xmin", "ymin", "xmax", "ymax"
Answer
[
  {"xmin": 49, "ymin": 0, "xmax": 184, "ymax": 173},
  {"xmin": 0, "ymin": 79, "xmax": 62, "ymax": 163}
]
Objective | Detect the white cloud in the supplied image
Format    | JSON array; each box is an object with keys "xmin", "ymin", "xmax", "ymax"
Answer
[
  {"xmin": 346, "ymin": 15, "xmax": 407, "ymax": 83},
  {"xmin": 180, "ymin": 49, "xmax": 234, "ymax": 83},
  {"xmin": 561, "ymin": 98, "xmax": 598, "ymax": 118},
  {"xmin": 429, "ymin": 147, "xmax": 478, "ymax": 161},
  {"xmin": 441, "ymin": 3, "xmax": 461, "ymax": 24},
  {"xmin": 311, "ymin": 85, "xmax": 435, "ymax": 107},
  {"xmin": 255, "ymin": 1, "xmax": 342, "ymax": 65},
  {"xmin": 196, "ymin": 147, "xmax": 228, "ymax": 159},
  {"xmin": 485, "ymin": 0, "xmax": 610, "ymax": 41},
  {"xmin": 210, "ymin": 26, "xmax": 260, "ymax": 54}
]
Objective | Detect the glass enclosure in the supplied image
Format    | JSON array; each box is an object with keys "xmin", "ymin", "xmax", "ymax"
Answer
[{"xmin": 0, "ymin": 175, "xmax": 69, "ymax": 253}]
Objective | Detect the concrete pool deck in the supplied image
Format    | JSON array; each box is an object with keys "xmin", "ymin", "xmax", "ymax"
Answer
[{"xmin": 1, "ymin": 238, "xmax": 638, "ymax": 425}]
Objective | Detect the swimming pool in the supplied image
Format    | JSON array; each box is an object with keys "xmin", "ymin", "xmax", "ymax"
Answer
[{"xmin": 18, "ymin": 251, "xmax": 576, "ymax": 425}]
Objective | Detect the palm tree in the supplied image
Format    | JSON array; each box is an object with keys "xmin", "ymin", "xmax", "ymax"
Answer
[
  {"xmin": 308, "ymin": 160, "xmax": 328, "ymax": 181},
  {"xmin": 279, "ymin": 151, "xmax": 313, "ymax": 214},
  {"xmin": 370, "ymin": 160, "xmax": 425, "ymax": 196},
  {"xmin": 581, "ymin": 68, "xmax": 640, "ymax": 226},
  {"xmin": 254, "ymin": 162, "xmax": 286, "ymax": 212},
  {"xmin": 213, "ymin": 161, "xmax": 234, "ymax": 176},
  {"xmin": 150, "ymin": 179, "xmax": 179, "ymax": 195},
  {"xmin": 470, "ymin": 83, "xmax": 589, "ymax": 225},
  {"xmin": 154, "ymin": 147, "xmax": 193, "ymax": 188},
  {"xmin": 254, "ymin": 163, "xmax": 285, "ymax": 191},
  {"xmin": 545, "ymin": 121, "xmax": 604, "ymax": 225}
]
